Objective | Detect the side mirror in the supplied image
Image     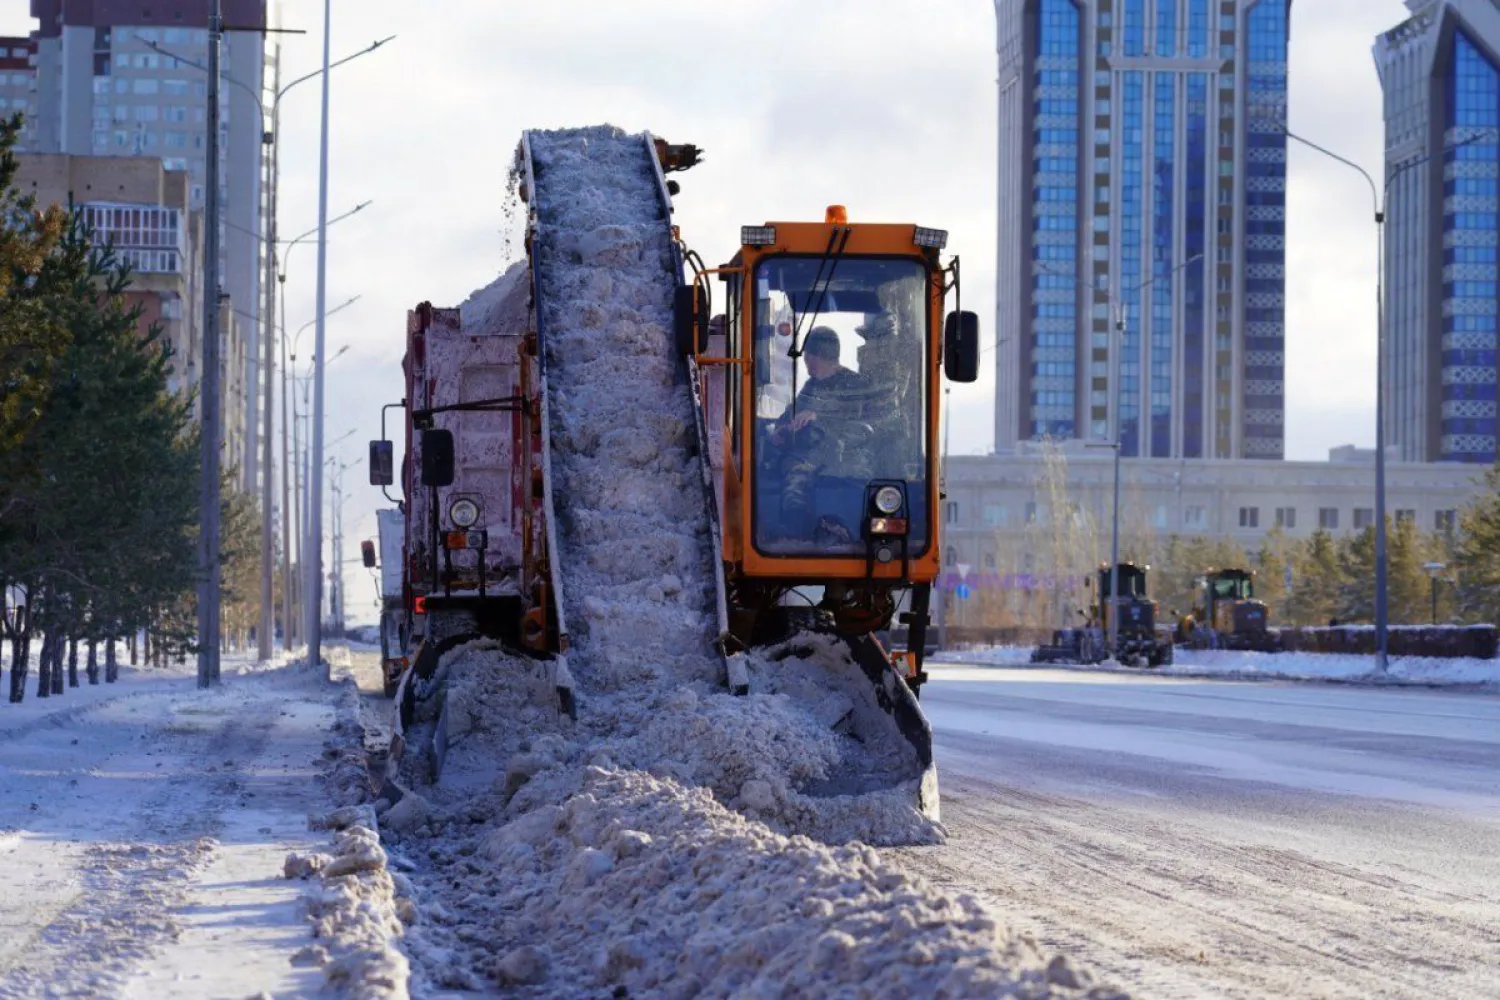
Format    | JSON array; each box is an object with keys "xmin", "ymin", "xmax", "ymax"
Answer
[
  {"xmin": 420, "ymin": 428, "xmax": 455, "ymax": 487},
  {"xmin": 673, "ymin": 284, "xmax": 709, "ymax": 357},
  {"xmin": 369, "ymin": 440, "xmax": 394, "ymax": 486},
  {"xmin": 361, "ymin": 540, "xmax": 377, "ymax": 568},
  {"xmin": 943, "ymin": 310, "xmax": 980, "ymax": 383}
]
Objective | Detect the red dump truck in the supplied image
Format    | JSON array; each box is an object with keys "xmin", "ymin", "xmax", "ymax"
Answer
[{"xmin": 369, "ymin": 283, "xmax": 562, "ymax": 701}]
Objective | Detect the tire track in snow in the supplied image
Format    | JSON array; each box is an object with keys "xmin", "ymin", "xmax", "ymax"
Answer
[
  {"xmin": 0, "ymin": 698, "xmax": 277, "ymax": 998},
  {"xmin": 893, "ymin": 761, "xmax": 1500, "ymax": 999}
]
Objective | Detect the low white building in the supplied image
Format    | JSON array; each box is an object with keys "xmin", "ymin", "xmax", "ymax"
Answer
[{"xmin": 940, "ymin": 441, "xmax": 1487, "ymax": 578}]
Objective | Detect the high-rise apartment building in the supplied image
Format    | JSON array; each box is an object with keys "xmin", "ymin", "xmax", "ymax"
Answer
[
  {"xmin": 994, "ymin": 0, "xmax": 1291, "ymax": 459},
  {"xmin": 0, "ymin": 37, "xmax": 37, "ymax": 145},
  {"xmin": 24, "ymin": 0, "xmax": 267, "ymax": 486},
  {"xmin": 1376, "ymin": 0, "xmax": 1500, "ymax": 464}
]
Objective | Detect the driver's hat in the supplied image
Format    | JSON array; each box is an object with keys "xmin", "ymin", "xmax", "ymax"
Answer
[
  {"xmin": 805, "ymin": 326, "xmax": 841, "ymax": 360},
  {"xmin": 856, "ymin": 310, "xmax": 897, "ymax": 339}
]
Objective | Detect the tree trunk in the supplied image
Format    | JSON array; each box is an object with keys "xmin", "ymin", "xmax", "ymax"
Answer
[
  {"xmin": 55, "ymin": 636, "xmax": 69, "ymax": 694},
  {"xmin": 8, "ymin": 633, "xmax": 27, "ymax": 703},
  {"xmin": 35, "ymin": 633, "xmax": 52, "ymax": 699},
  {"xmin": 86, "ymin": 638, "xmax": 99, "ymax": 685},
  {"xmin": 105, "ymin": 638, "xmax": 119, "ymax": 683},
  {"xmin": 128, "ymin": 631, "xmax": 137, "ymax": 665}
]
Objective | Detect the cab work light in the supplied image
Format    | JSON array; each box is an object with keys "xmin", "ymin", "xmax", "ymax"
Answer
[
  {"xmin": 741, "ymin": 225, "xmax": 777, "ymax": 246},
  {"xmin": 913, "ymin": 226, "xmax": 948, "ymax": 249}
]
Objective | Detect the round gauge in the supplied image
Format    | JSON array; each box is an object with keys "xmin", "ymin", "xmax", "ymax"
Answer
[
  {"xmin": 873, "ymin": 486, "xmax": 903, "ymax": 515},
  {"xmin": 449, "ymin": 498, "xmax": 480, "ymax": 528}
]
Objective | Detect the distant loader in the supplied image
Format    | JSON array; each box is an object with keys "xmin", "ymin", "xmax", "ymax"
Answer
[
  {"xmin": 1174, "ymin": 568, "xmax": 1281, "ymax": 653},
  {"xmin": 1031, "ymin": 562, "xmax": 1174, "ymax": 668}
]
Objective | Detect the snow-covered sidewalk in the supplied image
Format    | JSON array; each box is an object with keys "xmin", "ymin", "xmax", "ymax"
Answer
[
  {"xmin": 934, "ymin": 645, "xmax": 1500, "ymax": 688},
  {"xmin": 0, "ymin": 659, "xmax": 362, "ymax": 998}
]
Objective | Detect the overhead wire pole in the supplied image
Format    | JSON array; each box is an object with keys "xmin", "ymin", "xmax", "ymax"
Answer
[
  {"xmin": 1283, "ymin": 126, "xmax": 1491, "ymax": 674},
  {"xmin": 307, "ymin": 0, "xmax": 334, "ymax": 676},
  {"xmin": 197, "ymin": 0, "xmax": 224, "ymax": 688},
  {"xmin": 258, "ymin": 41, "xmax": 280, "ymax": 661}
]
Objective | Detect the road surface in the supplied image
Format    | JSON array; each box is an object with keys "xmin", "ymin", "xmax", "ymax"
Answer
[{"xmin": 894, "ymin": 664, "xmax": 1500, "ymax": 999}]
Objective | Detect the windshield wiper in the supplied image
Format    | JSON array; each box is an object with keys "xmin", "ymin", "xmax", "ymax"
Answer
[{"xmin": 787, "ymin": 226, "xmax": 853, "ymax": 360}]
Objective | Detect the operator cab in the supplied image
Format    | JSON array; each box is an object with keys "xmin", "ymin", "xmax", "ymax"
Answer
[{"xmin": 750, "ymin": 257, "xmax": 929, "ymax": 556}]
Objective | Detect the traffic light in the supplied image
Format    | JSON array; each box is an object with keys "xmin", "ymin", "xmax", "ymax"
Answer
[{"xmin": 361, "ymin": 540, "xmax": 376, "ymax": 568}]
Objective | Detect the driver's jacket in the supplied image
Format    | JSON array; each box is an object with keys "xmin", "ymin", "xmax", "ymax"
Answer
[
  {"xmin": 777, "ymin": 367, "xmax": 885, "ymax": 433},
  {"xmin": 776, "ymin": 367, "xmax": 890, "ymax": 512}
]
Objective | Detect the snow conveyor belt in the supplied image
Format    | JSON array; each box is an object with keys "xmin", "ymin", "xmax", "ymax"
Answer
[
  {"xmin": 515, "ymin": 126, "xmax": 939, "ymax": 835},
  {"xmin": 519, "ymin": 128, "xmax": 735, "ymax": 696}
]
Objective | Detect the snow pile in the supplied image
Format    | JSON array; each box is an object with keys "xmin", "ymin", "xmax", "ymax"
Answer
[
  {"xmin": 390, "ymin": 676, "xmax": 1120, "ymax": 998},
  {"xmin": 286, "ymin": 672, "xmax": 412, "ymax": 999},
  {"xmin": 459, "ymin": 257, "xmax": 532, "ymax": 336},
  {"xmin": 937, "ymin": 645, "xmax": 1500, "ymax": 688}
]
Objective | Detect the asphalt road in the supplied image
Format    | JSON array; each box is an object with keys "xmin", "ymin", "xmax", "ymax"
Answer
[{"xmin": 892, "ymin": 665, "xmax": 1500, "ymax": 999}]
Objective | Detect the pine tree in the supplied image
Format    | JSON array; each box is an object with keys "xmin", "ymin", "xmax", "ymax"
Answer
[
  {"xmin": 1454, "ymin": 463, "xmax": 1500, "ymax": 624},
  {"xmin": 0, "ymin": 114, "xmax": 73, "ymax": 469},
  {"xmin": 1284, "ymin": 528, "xmax": 1342, "ymax": 627}
]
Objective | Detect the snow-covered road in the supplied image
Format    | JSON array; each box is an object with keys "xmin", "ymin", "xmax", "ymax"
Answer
[
  {"xmin": 0, "ymin": 659, "xmax": 360, "ymax": 998},
  {"xmin": 895, "ymin": 664, "xmax": 1500, "ymax": 999}
]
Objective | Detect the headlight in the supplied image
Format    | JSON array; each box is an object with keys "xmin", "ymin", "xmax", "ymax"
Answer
[
  {"xmin": 449, "ymin": 498, "xmax": 480, "ymax": 528},
  {"xmin": 873, "ymin": 486, "xmax": 903, "ymax": 515}
]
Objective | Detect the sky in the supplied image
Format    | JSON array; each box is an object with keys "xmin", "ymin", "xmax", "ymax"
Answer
[{"xmin": 1, "ymin": 0, "xmax": 1418, "ymax": 624}]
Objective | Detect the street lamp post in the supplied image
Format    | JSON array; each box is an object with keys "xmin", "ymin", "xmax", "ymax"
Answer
[
  {"xmin": 281, "ymin": 288, "xmax": 361, "ymax": 655},
  {"xmin": 308, "ymin": 0, "xmax": 335, "ymax": 675},
  {"xmin": 1423, "ymin": 561, "xmax": 1446, "ymax": 625},
  {"xmin": 197, "ymin": 0, "xmax": 224, "ymax": 688},
  {"xmin": 145, "ymin": 33, "xmax": 391, "ymax": 662},
  {"xmin": 1087, "ymin": 254, "xmax": 1202, "ymax": 661},
  {"xmin": 1284, "ymin": 126, "xmax": 1494, "ymax": 673}
]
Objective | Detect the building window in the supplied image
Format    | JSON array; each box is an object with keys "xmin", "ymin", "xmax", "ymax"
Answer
[
  {"xmin": 1353, "ymin": 507, "xmax": 1374, "ymax": 530},
  {"xmin": 1435, "ymin": 509, "xmax": 1457, "ymax": 534},
  {"xmin": 944, "ymin": 546, "xmax": 957, "ymax": 566},
  {"xmin": 1274, "ymin": 507, "xmax": 1296, "ymax": 529},
  {"xmin": 983, "ymin": 504, "xmax": 1007, "ymax": 527},
  {"xmin": 1395, "ymin": 509, "xmax": 1415, "ymax": 524},
  {"xmin": 1184, "ymin": 504, "xmax": 1205, "ymax": 528},
  {"xmin": 1238, "ymin": 507, "xmax": 1259, "ymax": 528},
  {"xmin": 1025, "ymin": 501, "xmax": 1038, "ymax": 524},
  {"xmin": 1318, "ymin": 507, "xmax": 1339, "ymax": 530},
  {"xmin": 984, "ymin": 553, "xmax": 996, "ymax": 571},
  {"xmin": 944, "ymin": 500, "xmax": 959, "ymax": 524}
]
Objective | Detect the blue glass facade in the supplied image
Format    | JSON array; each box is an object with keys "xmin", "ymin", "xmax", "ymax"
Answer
[
  {"xmin": 1188, "ymin": 0, "xmax": 1210, "ymax": 58},
  {"xmin": 1029, "ymin": 0, "xmax": 1081, "ymax": 439},
  {"xmin": 1440, "ymin": 29, "xmax": 1500, "ymax": 462},
  {"xmin": 1184, "ymin": 73, "xmax": 1209, "ymax": 458},
  {"xmin": 1150, "ymin": 73, "xmax": 1176, "ymax": 457},
  {"xmin": 1124, "ymin": 0, "xmax": 1145, "ymax": 58},
  {"xmin": 1121, "ymin": 71, "xmax": 1145, "ymax": 455},
  {"xmin": 1155, "ymin": 0, "xmax": 1177, "ymax": 58},
  {"xmin": 1241, "ymin": 0, "xmax": 1289, "ymax": 459}
]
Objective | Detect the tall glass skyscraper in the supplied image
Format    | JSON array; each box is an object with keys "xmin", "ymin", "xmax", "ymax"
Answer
[
  {"xmin": 1377, "ymin": 0, "xmax": 1500, "ymax": 464},
  {"xmin": 994, "ymin": 0, "xmax": 1292, "ymax": 459}
]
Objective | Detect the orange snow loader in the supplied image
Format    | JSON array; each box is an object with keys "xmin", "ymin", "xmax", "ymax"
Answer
[{"xmin": 677, "ymin": 205, "xmax": 979, "ymax": 697}]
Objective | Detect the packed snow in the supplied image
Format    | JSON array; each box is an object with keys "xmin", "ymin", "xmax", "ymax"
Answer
[
  {"xmin": 0, "ymin": 652, "xmax": 375, "ymax": 998},
  {"xmin": 937, "ymin": 644, "xmax": 1500, "ymax": 688},
  {"xmin": 387, "ymin": 640, "xmax": 1121, "ymax": 998},
  {"xmin": 375, "ymin": 126, "xmax": 1123, "ymax": 996}
]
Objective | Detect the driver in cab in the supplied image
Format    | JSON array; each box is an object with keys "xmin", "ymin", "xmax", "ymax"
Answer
[{"xmin": 770, "ymin": 326, "xmax": 881, "ymax": 531}]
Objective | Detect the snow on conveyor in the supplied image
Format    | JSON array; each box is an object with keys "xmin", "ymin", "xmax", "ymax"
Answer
[{"xmin": 381, "ymin": 127, "xmax": 1125, "ymax": 997}]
